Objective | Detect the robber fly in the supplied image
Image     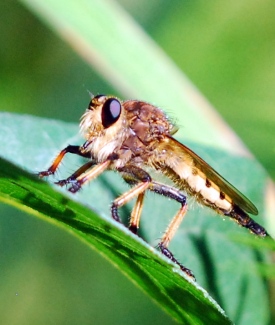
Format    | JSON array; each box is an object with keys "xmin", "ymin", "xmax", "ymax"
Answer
[{"xmin": 39, "ymin": 94, "xmax": 269, "ymax": 279}]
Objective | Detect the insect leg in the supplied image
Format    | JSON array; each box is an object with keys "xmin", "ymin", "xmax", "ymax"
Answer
[
  {"xmin": 113, "ymin": 165, "xmax": 151, "ymax": 223},
  {"xmin": 118, "ymin": 166, "xmax": 194, "ymax": 278},
  {"xmin": 129, "ymin": 192, "xmax": 145, "ymax": 234},
  {"xmin": 149, "ymin": 181, "xmax": 195, "ymax": 279},
  {"xmin": 39, "ymin": 145, "xmax": 91, "ymax": 177},
  {"xmin": 67, "ymin": 160, "xmax": 111, "ymax": 193},
  {"xmin": 111, "ymin": 182, "xmax": 150, "ymax": 223},
  {"xmin": 55, "ymin": 161, "xmax": 95, "ymax": 187}
]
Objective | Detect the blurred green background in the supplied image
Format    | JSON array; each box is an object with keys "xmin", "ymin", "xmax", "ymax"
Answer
[{"xmin": 0, "ymin": 1, "xmax": 274, "ymax": 324}]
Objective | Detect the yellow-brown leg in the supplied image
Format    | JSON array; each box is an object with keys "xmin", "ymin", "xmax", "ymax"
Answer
[
  {"xmin": 68, "ymin": 160, "xmax": 111, "ymax": 193},
  {"xmin": 157, "ymin": 203, "xmax": 195, "ymax": 279},
  {"xmin": 160, "ymin": 203, "xmax": 188, "ymax": 248},
  {"xmin": 114, "ymin": 164, "xmax": 152, "ymax": 224},
  {"xmin": 111, "ymin": 182, "xmax": 150, "ymax": 222},
  {"xmin": 39, "ymin": 145, "xmax": 90, "ymax": 177},
  {"xmin": 147, "ymin": 181, "xmax": 195, "ymax": 279},
  {"xmin": 129, "ymin": 192, "xmax": 145, "ymax": 234},
  {"xmin": 55, "ymin": 161, "xmax": 95, "ymax": 187}
]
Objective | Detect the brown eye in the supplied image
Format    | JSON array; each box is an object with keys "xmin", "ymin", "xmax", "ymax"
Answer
[{"xmin": 101, "ymin": 98, "xmax": 121, "ymax": 128}]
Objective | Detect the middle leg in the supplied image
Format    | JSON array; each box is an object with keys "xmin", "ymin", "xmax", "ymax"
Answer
[
  {"xmin": 112, "ymin": 165, "xmax": 151, "ymax": 223},
  {"xmin": 117, "ymin": 166, "xmax": 194, "ymax": 279}
]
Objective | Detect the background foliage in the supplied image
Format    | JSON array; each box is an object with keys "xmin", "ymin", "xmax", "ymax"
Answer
[{"xmin": 0, "ymin": 1, "xmax": 274, "ymax": 324}]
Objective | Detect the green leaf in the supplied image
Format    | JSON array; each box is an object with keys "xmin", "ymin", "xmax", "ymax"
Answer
[
  {"xmin": 4, "ymin": 0, "xmax": 272, "ymax": 323},
  {"xmin": 0, "ymin": 111, "xmax": 271, "ymax": 324},
  {"xmin": 0, "ymin": 112, "xmax": 231, "ymax": 324}
]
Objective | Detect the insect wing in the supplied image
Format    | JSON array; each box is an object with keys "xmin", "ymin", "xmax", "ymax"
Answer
[{"xmin": 166, "ymin": 136, "xmax": 258, "ymax": 215}]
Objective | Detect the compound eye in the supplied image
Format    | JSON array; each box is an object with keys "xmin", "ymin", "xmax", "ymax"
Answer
[{"xmin": 101, "ymin": 98, "xmax": 121, "ymax": 128}]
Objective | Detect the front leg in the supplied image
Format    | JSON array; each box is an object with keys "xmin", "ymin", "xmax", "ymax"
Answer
[{"xmin": 39, "ymin": 145, "xmax": 91, "ymax": 177}]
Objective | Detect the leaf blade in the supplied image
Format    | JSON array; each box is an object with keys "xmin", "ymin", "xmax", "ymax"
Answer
[
  {"xmin": 0, "ymin": 155, "xmax": 230, "ymax": 324},
  {"xmin": 0, "ymin": 111, "xmax": 271, "ymax": 324}
]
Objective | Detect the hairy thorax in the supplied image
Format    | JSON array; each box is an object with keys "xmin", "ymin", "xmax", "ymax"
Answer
[
  {"xmin": 120, "ymin": 100, "xmax": 174, "ymax": 164},
  {"xmin": 80, "ymin": 99, "xmax": 174, "ymax": 168}
]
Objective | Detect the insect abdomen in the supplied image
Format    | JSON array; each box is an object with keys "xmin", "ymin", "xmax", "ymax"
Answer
[
  {"xmin": 174, "ymin": 162, "xmax": 233, "ymax": 212},
  {"xmin": 228, "ymin": 205, "xmax": 268, "ymax": 237}
]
